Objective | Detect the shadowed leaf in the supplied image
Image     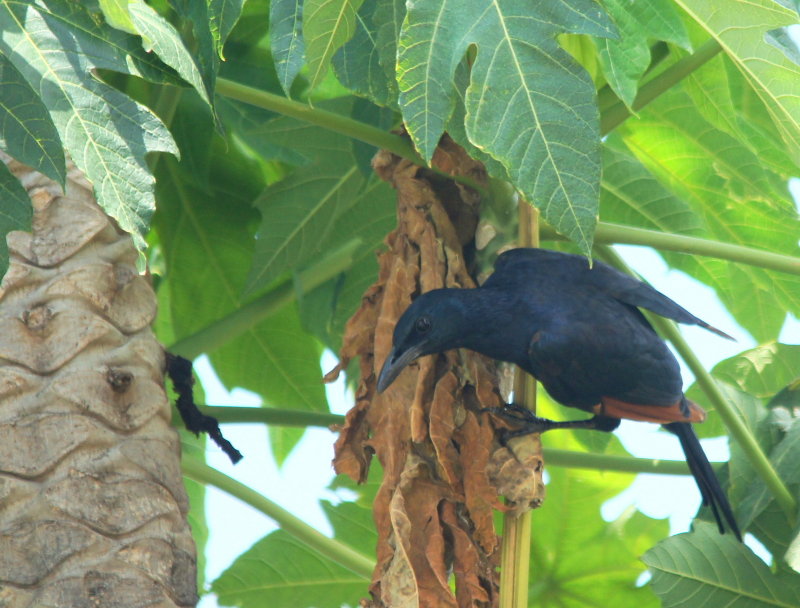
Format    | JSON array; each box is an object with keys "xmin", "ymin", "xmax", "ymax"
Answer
[{"xmin": 644, "ymin": 521, "xmax": 800, "ymax": 607}]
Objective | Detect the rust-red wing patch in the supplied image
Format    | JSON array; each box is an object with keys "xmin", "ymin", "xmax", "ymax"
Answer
[
  {"xmin": 329, "ymin": 137, "xmax": 544, "ymax": 607},
  {"xmin": 595, "ymin": 395, "xmax": 707, "ymax": 424}
]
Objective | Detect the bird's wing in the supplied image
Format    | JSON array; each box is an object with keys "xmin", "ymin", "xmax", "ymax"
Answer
[
  {"xmin": 588, "ymin": 263, "xmax": 733, "ymax": 339},
  {"xmin": 491, "ymin": 248, "xmax": 732, "ymax": 340},
  {"xmin": 526, "ymin": 309, "xmax": 685, "ymax": 412}
]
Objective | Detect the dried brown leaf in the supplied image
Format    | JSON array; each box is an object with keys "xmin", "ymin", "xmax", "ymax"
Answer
[{"xmin": 331, "ymin": 137, "xmax": 544, "ymax": 607}]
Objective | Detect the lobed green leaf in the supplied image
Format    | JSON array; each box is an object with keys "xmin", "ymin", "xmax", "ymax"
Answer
[
  {"xmin": 619, "ymin": 87, "xmax": 800, "ymax": 341},
  {"xmin": 332, "ymin": 0, "xmax": 397, "ymax": 107},
  {"xmin": 271, "ymin": 0, "xmax": 306, "ymax": 94},
  {"xmin": 298, "ymin": 176, "xmax": 396, "ymax": 349},
  {"xmin": 712, "ymin": 342, "xmax": 800, "ymax": 402},
  {"xmin": 303, "ymin": 0, "xmax": 365, "ymax": 90},
  {"xmin": 128, "ymin": 1, "xmax": 212, "ymax": 107},
  {"xmin": 397, "ymin": 0, "xmax": 616, "ymax": 255},
  {"xmin": 644, "ymin": 521, "xmax": 800, "ymax": 607},
  {"xmin": 0, "ymin": 0, "xmax": 178, "ymax": 248},
  {"xmin": 529, "ymin": 463, "xmax": 666, "ymax": 606},
  {"xmin": 0, "ymin": 54, "xmax": 64, "ymax": 184},
  {"xmin": 596, "ymin": 0, "xmax": 690, "ymax": 107},
  {"xmin": 212, "ymin": 530, "xmax": 367, "ymax": 608},
  {"xmin": 154, "ymin": 133, "xmax": 327, "ymax": 463},
  {"xmin": 0, "ymin": 160, "xmax": 33, "ymax": 277},
  {"xmin": 673, "ymin": 0, "xmax": 800, "ymax": 160}
]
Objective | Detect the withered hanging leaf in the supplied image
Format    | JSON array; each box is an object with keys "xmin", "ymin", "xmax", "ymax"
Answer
[{"xmin": 329, "ymin": 136, "xmax": 545, "ymax": 607}]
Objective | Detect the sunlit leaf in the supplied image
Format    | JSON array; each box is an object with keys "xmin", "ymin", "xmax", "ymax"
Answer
[
  {"xmin": 129, "ymin": 0, "xmax": 212, "ymax": 106},
  {"xmin": 212, "ymin": 303, "xmax": 326, "ymax": 465},
  {"xmin": 673, "ymin": 0, "xmax": 800, "ymax": 159},
  {"xmin": 0, "ymin": 0, "xmax": 178, "ymax": 248},
  {"xmin": 154, "ymin": 140, "xmax": 326, "ymax": 463},
  {"xmin": 213, "ymin": 466, "xmax": 380, "ymax": 607},
  {"xmin": 530, "ymin": 464, "xmax": 666, "ymax": 606},
  {"xmin": 712, "ymin": 342, "xmax": 800, "ymax": 401},
  {"xmin": 303, "ymin": 0, "xmax": 365, "ymax": 90},
  {"xmin": 683, "ymin": 53, "xmax": 800, "ymax": 177},
  {"xmin": 600, "ymin": 136, "xmax": 702, "ymax": 235},
  {"xmin": 620, "ymin": 87, "xmax": 800, "ymax": 341},
  {"xmin": 98, "ymin": 0, "xmax": 136, "ymax": 33},
  {"xmin": 596, "ymin": 0, "xmax": 690, "ymax": 107}
]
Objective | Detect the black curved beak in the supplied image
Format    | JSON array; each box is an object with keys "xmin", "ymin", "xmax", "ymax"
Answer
[{"xmin": 376, "ymin": 345, "xmax": 424, "ymax": 393}]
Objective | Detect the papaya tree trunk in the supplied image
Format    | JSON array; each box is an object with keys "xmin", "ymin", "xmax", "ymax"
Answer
[{"xmin": 0, "ymin": 154, "xmax": 197, "ymax": 607}]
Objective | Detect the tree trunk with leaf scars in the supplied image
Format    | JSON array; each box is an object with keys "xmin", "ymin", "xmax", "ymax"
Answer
[{"xmin": 0, "ymin": 154, "xmax": 197, "ymax": 607}]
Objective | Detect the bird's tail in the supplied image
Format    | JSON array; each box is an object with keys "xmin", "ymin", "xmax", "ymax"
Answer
[{"xmin": 664, "ymin": 421, "xmax": 742, "ymax": 541}]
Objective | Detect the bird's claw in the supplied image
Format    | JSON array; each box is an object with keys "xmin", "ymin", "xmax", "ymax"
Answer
[
  {"xmin": 480, "ymin": 402, "xmax": 537, "ymax": 423},
  {"xmin": 481, "ymin": 403, "xmax": 561, "ymax": 437}
]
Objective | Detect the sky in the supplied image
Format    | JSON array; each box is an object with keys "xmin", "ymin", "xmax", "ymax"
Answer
[{"xmin": 194, "ymin": 228, "xmax": 800, "ymax": 606}]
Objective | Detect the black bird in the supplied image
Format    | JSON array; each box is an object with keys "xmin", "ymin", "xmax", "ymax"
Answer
[{"xmin": 377, "ymin": 248, "xmax": 741, "ymax": 540}]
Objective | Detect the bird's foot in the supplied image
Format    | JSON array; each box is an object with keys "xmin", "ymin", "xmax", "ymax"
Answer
[
  {"xmin": 481, "ymin": 403, "xmax": 570, "ymax": 444},
  {"xmin": 480, "ymin": 402, "xmax": 538, "ymax": 424},
  {"xmin": 482, "ymin": 404, "xmax": 620, "ymax": 444}
]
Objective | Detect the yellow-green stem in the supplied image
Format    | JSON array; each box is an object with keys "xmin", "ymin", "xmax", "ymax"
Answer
[
  {"xmin": 215, "ymin": 78, "xmax": 487, "ymax": 196},
  {"xmin": 499, "ymin": 203, "xmax": 539, "ymax": 608},
  {"xmin": 601, "ymin": 39, "xmax": 723, "ymax": 134},
  {"xmin": 201, "ymin": 406, "xmax": 704, "ymax": 475},
  {"xmin": 540, "ymin": 222, "xmax": 800, "ymax": 276}
]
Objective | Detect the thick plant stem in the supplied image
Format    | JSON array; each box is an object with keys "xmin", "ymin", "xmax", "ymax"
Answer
[
  {"xmin": 601, "ymin": 39, "xmax": 723, "ymax": 134},
  {"xmin": 181, "ymin": 458, "xmax": 375, "ymax": 579},
  {"xmin": 203, "ymin": 405, "xmax": 703, "ymax": 474},
  {"xmin": 169, "ymin": 281, "xmax": 293, "ymax": 359},
  {"xmin": 215, "ymin": 78, "xmax": 487, "ymax": 196},
  {"xmin": 217, "ymin": 78, "xmax": 417, "ymax": 160},
  {"xmin": 597, "ymin": 245, "xmax": 797, "ymax": 525},
  {"xmin": 540, "ymin": 222, "xmax": 800, "ymax": 275},
  {"xmin": 500, "ymin": 506, "xmax": 532, "ymax": 608},
  {"xmin": 204, "ymin": 406, "xmax": 345, "ymax": 428},
  {"xmin": 544, "ymin": 448, "xmax": 691, "ymax": 475},
  {"xmin": 499, "ymin": 203, "xmax": 539, "ymax": 608}
]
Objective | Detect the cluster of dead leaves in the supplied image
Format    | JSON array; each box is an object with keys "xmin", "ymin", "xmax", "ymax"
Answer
[{"xmin": 326, "ymin": 138, "xmax": 545, "ymax": 608}]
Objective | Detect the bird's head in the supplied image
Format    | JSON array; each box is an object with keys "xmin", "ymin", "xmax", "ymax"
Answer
[{"xmin": 376, "ymin": 288, "xmax": 468, "ymax": 393}]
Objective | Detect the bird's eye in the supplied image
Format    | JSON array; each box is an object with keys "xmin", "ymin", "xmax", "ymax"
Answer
[{"xmin": 415, "ymin": 316, "xmax": 432, "ymax": 334}]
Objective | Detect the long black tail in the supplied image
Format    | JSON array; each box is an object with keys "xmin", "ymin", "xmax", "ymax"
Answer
[{"xmin": 665, "ymin": 421, "xmax": 741, "ymax": 541}]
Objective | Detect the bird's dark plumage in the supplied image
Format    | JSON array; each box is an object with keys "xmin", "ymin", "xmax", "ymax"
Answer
[{"xmin": 377, "ymin": 248, "xmax": 740, "ymax": 540}]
